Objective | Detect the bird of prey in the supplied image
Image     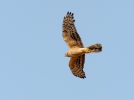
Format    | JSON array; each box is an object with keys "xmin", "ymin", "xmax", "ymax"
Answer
[{"xmin": 62, "ymin": 12, "xmax": 102, "ymax": 79}]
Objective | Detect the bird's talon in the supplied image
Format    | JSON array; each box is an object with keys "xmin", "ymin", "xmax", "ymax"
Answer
[{"xmin": 85, "ymin": 49, "xmax": 91, "ymax": 53}]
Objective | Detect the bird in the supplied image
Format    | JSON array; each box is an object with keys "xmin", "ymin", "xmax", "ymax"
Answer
[{"xmin": 62, "ymin": 12, "xmax": 102, "ymax": 79}]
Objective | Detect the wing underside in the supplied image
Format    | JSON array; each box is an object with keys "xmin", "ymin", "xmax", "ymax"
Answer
[
  {"xmin": 69, "ymin": 55, "xmax": 86, "ymax": 78},
  {"xmin": 62, "ymin": 12, "xmax": 84, "ymax": 48}
]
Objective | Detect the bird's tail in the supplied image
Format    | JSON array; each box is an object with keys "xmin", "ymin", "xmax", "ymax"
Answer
[{"xmin": 86, "ymin": 44, "xmax": 102, "ymax": 53}]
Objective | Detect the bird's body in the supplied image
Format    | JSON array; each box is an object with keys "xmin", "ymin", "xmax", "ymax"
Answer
[
  {"xmin": 62, "ymin": 12, "xmax": 102, "ymax": 79},
  {"xmin": 65, "ymin": 48, "xmax": 89, "ymax": 57}
]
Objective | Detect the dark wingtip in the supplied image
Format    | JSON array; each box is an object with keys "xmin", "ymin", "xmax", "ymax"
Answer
[
  {"xmin": 80, "ymin": 76, "xmax": 86, "ymax": 79},
  {"xmin": 67, "ymin": 11, "xmax": 74, "ymax": 15},
  {"xmin": 72, "ymin": 13, "xmax": 74, "ymax": 16}
]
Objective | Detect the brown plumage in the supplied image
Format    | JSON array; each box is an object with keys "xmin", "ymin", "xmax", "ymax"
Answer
[{"xmin": 62, "ymin": 12, "xmax": 102, "ymax": 79}]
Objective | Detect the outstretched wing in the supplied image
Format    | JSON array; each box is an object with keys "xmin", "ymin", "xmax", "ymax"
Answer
[
  {"xmin": 69, "ymin": 55, "xmax": 86, "ymax": 79},
  {"xmin": 62, "ymin": 12, "xmax": 84, "ymax": 48}
]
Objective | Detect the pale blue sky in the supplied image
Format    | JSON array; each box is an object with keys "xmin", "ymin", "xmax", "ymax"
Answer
[{"xmin": 0, "ymin": 0, "xmax": 134, "ymax": 100}]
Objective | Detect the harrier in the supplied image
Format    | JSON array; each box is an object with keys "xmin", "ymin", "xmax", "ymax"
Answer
[{"xmin": 62, "ymin": 12, "xmax": 102, "ymax": 79}]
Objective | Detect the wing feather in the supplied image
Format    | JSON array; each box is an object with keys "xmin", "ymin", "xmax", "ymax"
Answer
[
  {"xmin": 62, "ymin": 12, "xmax": 84, "ymax": 48},
  {"xmin": 69, "ymin": 55, "xmax": 86, "ymax": 79}
]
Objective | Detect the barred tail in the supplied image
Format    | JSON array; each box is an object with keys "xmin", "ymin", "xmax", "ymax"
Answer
[{"xmin": 87, "ymin": 44, "xmax": 102, "ymax": 53}]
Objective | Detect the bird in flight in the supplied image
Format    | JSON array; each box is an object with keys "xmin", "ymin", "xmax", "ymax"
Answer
[{"xmin": 62, "ymin": 12, "xmax": 102, "ymax": 79}]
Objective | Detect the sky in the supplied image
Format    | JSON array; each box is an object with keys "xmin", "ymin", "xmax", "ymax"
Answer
[{"xmin": 0, "ymin": 0, "xmax": 134, "ymax": 100}]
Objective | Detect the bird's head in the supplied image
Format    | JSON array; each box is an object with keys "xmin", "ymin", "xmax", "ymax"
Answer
[{"xmin": 65, "ymin": 52, "xmax": 70, "ymax": 57}]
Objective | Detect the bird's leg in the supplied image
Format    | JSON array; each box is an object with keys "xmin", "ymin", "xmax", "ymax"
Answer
[{"xmin": 84, "ymin": 48, "xmax": 91, "ymax": 53}]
